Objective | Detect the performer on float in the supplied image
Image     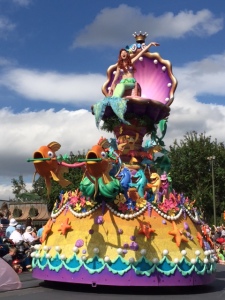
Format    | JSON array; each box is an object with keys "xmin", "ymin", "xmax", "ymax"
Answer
[{"xmin": 109, "ymin": 42, "xmax": 160, "ymax": 98}]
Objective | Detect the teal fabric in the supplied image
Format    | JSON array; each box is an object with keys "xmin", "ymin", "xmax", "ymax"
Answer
[{"xmin": 93, "ymin": 97, "xmax": 130, "ymax": 128}]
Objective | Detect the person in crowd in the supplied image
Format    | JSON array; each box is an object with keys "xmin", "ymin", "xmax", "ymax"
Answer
[
  {"xmin": 212, "ymin": 225, "xmax": 221, "ymax": 242},
  {"xmin": 0, "ymin": 206, "xmax": 10, "ymax": 237},
  {"xmin": 0, "ymin": 224, "xmax": 4, "ymax": 243},
  {"xmin": 5, "ymin": 218, "xmax": 18, "ymax": 238},
  {"xmin": 221, "ymin": 225, "xmax": 225, "ymax": 238},
  {"xmin": 9, "ymin": 224, "xmax": 23, "ymax": 244},
  {"xmin": 31, "ymin": 227, "xmax": 38, "ymax": 239},
  {"xmin": 37, "ymin": 224, "xmax": 45, "ymax": 242},
  {"xmin": 22, "ymin": 226, "xmax": 39, "ymax": 244},
  {"xmin": 25, "ymin": 217, "xmax": 33, "ymax": 228},
  {"xmin": 2, "ymin": 247, "xmax": 17, "ymax": 267}
]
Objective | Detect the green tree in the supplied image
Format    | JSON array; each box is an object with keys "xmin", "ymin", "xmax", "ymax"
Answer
[
  {"xmin": 169, "ymin": 131, "xmax": 225, "ymax": 225},
  {"xmin": 11, "ymin": 175, "xmax": 28, "ymax": 199}
]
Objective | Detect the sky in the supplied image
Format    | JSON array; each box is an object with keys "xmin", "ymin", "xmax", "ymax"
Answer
[{"xmin": 0, "ymin": 0, "xmax": 225, "ymax": 200}]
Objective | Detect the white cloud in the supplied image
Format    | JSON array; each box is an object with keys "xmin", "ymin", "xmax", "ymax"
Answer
[
  {"xmin": 12, "ymin": 0, "xmax": 31, "ymax": 6},
  {"xmin": 0, "ymin": 56, "xmax": 14, "ymax": 66},
  {"xmin": 0, "ymin": 108, "xmax": 111, "ymax": 199},
  {"xmin": 175, "ymin": 52, "xmax": 225, "ymax": 97},
  {"xmin": 0, "ymin": 183, "xmax": 14, "ymax": 200},
  {"xmin": 1, "ymin": 41, "xmax": 225, "ymax": 200},
  {"xmin": 0, "ymin": 69, "xmax": 105, "ymax": 104},
  {"xmin": 72, "ymin": 5, "xmax": 223, "ymax": 48},
  {"xmin": 0, "ymin": 16, "xmax": 16, "ymax": 37}
]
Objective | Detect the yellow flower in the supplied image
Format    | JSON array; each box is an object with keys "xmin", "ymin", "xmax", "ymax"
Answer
[
  {"xmin": 114, "ymin": 193, "xmax": 126, "ymax": 205},
  {"xmin": 86, "ymin": 200, "xmax": 97, "ymax": 207},
  {"xmin": 136, "ymin": 197, "xmax": 147, "ymax": 208},
  {"xmin": 74, "ymin": 203, "xmax": 82, "ymax": 212}
]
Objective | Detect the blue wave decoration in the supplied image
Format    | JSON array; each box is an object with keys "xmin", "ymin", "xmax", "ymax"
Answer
[
  {"xmin": 156, "ymin": 257, "xmax": 177, "ymax": 275},
  {"xmin": 64, "ymin": 254, "xmax": 82, "ymax": 272},
  {"xmin": 84, "ymin": 256, "xmax": 105, "ymax": 274},
  {"xmin": 106, "ymin": 256, "xmax": 131, "ymax": 275},
  {"xmin": 133, "ymin": 257, "xmax": 155, "ymax": 276},
  {"xmin": 48, "ymin": 254, "xmax": 63, "ymax": 271},
  {"xmin": 32, "ymin": 254, "xmax": 216, "ymax": 277}
]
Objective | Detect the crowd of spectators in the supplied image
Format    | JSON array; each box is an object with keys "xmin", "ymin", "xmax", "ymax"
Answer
[
  {"xmin": 210, "ymin": 224, "xmax": 225, "ymax": 263},
  {"xmin": 0, "ymin": 214, "xmax": 44, "ymax": 273}
]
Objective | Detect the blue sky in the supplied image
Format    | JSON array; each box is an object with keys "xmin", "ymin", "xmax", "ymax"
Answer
[{"xmin": 0, "ymin": 0, "xmax": 225, "ymax": 199}]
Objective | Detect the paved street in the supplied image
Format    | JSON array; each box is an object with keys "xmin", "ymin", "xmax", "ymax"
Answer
[{"xmin": 0, "ymin": 264, "xmax": 224, "ymax": 300}]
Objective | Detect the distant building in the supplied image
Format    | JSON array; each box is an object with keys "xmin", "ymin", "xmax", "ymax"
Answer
[{"xmin": 0, "ymin": 201, "xmax": 50, "ymax": 229}]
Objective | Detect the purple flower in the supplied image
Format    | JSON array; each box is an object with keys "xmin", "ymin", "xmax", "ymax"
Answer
[
  {"xmin": 118, "ymin": 229, "xmax": 123, "ymax": 234},
  {"xmin": 122, "ymin": 249, "xmax": 127, "ymax": 254},
  {"xmin": 162, "ymin": 220, "xmax": 167, "ymax": 224},
  {"xmin": 75, "ymin": 239, "xmax": 84, "ymax": 248},
  {"xmin": 89, "ymin": 229, "xmax": 94, "ymax": 234},
  {"xmin": 94, "ymin": 215, "xmax": 104, "ymax": 225},
  {"xmin": 183, "ymin": 222, "xmax": 189, "ymax": 230},
  {"xmin": 82, "ymin": 249, "xmax": 86, "ymax": 254},
  {"xmin": 130, "ymin": 235, "xmax": 136, "ymax": 241},
  {"xmin": 129, "ymin": 242, "xmax": 139, "ymax": 251},
  {"xmin": 123, "ymin": 243, "xmax": 129, "ymax": 249}
]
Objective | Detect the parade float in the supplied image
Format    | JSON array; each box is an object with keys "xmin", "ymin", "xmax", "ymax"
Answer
[{"xmin": 30, "ymin": 32, "xmax": 216, "ymax": 287}]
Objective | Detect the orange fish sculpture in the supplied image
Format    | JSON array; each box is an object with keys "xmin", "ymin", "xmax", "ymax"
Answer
[
  {"xmin": 30, "ymin": 141, "xmax": 71, "ymax": 195},
  {"xmin": 79, "ymin": 137, "xmax": 120, "ymax": 199},
  {"xmin": 85, "ymin": 138, "xmax": 112, "ymax": 183}
]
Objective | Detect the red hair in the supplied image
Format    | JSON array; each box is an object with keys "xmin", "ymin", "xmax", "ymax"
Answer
[{"xmin": 117, "ymin": 49, "xmax": 135, "ymax": 72}]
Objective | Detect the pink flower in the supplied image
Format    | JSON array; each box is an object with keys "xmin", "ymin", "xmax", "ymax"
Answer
[{"xmin": 118, "ymin": 203, "xmax": 128, "ymax": 213}]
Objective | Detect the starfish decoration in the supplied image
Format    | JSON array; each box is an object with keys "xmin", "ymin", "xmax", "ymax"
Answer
[
  {"xmin": 168, "ymin": 221, "xmax": 188, "ymax": 247},
  {"xmin": 58, "ymin": 218, "xmax": 72, "ymax": 235},
  {"xmin": 41, "ymin": 219, "xmax": 53, "ymax": 242},
  {"xmin": 138, "ymin": 222, "xmax": 155, "ymax": 239},
  {"xmin": 197, "ymin": 232, "xmax": 203, "ymax": 248}
]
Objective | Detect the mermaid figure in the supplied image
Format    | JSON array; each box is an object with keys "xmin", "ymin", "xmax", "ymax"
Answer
[{"xmin": 109, "ymin": 42, "xmax": 160, "ymax": 98}]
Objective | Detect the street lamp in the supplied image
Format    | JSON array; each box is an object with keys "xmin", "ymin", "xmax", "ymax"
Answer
[{"xmin": 207, "ymin": 156, "xmax": 216, "ymax": 226}]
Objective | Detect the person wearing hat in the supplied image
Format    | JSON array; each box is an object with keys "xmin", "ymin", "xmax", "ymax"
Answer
[
  {"xmin": 9, "ymin": 224, "xmax": 24, "ymax": 244},
  {"xmin": 22, "ymin": 226, "xmax": 39, "ymax": 244},
  {"xmin": 5, "ymin": 218, "xmax": 18, "ymax": 238}
]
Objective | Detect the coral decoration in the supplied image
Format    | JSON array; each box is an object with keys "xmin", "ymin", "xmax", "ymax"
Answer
[
  {"xmin": 197, "ymin": 232, "xmax": 203, "ymax": 248},
  {"xmin": 168, "ymin": 221, "xmax": 188, "ymax": 247},
  {"xmin": 52, "ymin": 189, "xmax": 97, "ymax": 215},
  {"xmin": 41, "ymin": 219, "xmax": 53, "ymax": 242},
  {"xmin": 138, "ymin": 222, "xmax": 155, "ymax": 239},
  {"xmin": 58, "ymin": 218, "xmax": 72, "ymax": 235},
  {"xmin": 158, "ymin": 195, "xmax": 179, "ymax": 214}
]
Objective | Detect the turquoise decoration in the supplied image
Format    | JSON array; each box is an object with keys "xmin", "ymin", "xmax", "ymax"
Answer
[
  {"xmin": 84, "ymin": 256, "xmax": 105, "ymax": 274},
  {"xmin": 38, "ymin": 255, "xmax": 48, "ymax": 269},
  {"xmin": 133, "ymin": 257, "xmax": 155, "ymax": 276},
  {"xmin": 92, "ymin": 97, "xmax": 130, "ymax": 128},
  {"xmin": 156, "ymin": 256, "xmax": 176, "ymax": 275},
  {"xmin": 32, "ymin": 253, "xmax": 216, "ymax": 277},
  {"xmin": 106, "ymin": 256, "xmax": 131, "ymax": 275},
  {"xmin": 48, "ymin": 254, "xmax": 63, "ymax": 271},
  {"xmin": 64, "ymin": 255, "xmax": 82, "ymax": 272},
  {"xmin": 129, "ymin": 169, "xmax": 147, "ymax": 198}
]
